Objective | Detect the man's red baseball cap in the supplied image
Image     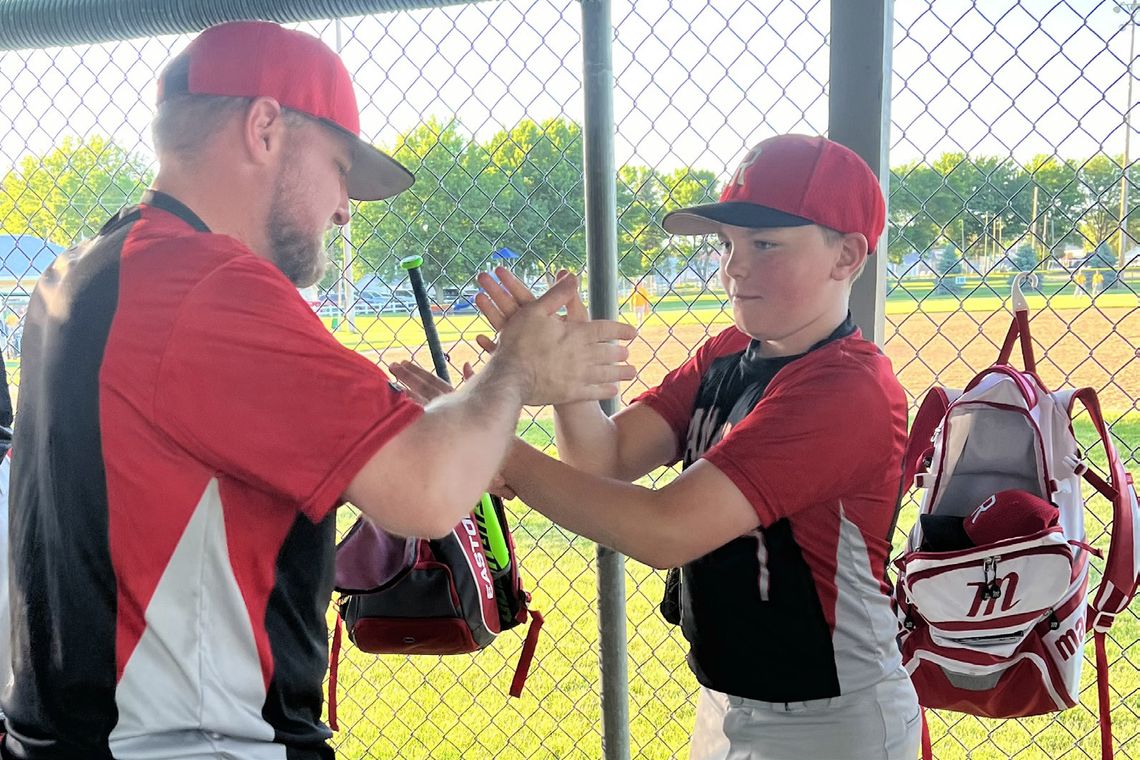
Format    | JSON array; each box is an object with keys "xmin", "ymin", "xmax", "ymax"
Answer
[
  {"xmin": 156, "ymin": 21, "xmax": 414, "ymax": 202},
  {"xmin": 964, "ymin": 489, "xmax": 1060, "ymax": 546},
  {"xmin": 662, "ymin": 134, "xmax": 886, "ymax": 253}
]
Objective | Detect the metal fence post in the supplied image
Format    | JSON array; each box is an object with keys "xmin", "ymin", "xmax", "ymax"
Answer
[
  {"xmin": 829, "ymin": 0, "xmax": 893, "ymax": 346},
  {"xmin": 580, "ymin": 1, "xmax": 631, "ymax": 758}
]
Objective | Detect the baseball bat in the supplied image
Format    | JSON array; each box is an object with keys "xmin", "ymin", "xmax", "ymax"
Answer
[{"xmin": 398, "ymin": 255, "xmax": 511, "ymax": 573}]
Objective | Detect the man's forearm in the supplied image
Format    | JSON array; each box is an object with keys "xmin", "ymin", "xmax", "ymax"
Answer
[
  {"xmin": 350, "ymin": 357, "xmax": 528, "ymax": 538},
  {"xmin": 417, "ymin": 359, "xmax": 527, "ymax": 508}
]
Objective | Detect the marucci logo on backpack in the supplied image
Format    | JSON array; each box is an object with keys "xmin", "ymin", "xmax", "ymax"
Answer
[
  {"xmin": 893, "ymin": 273, "xmax": 1140, "ymax": 760},
  {"xmin": 325, "ymin": 256, "xmax": 543, "ymax": 731}
]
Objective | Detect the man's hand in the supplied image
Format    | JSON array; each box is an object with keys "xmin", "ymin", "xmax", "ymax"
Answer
[{"xmin": 484, "ymin": 271, "xmax": 636, "ymax": 405}]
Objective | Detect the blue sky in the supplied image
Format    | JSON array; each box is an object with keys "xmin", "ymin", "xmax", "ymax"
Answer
[{"xmin": 0, "ymin": 0, "xmax": 1134, "ymax": 179}]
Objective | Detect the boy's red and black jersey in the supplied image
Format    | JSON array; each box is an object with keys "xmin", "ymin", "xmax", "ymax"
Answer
[
  {"xmin": 2, "ymin": 191, "xmax": 421, "ymax": 759},
  {"xmin": 636, "ymin": 318, "xmax": 908, "ymax": 703}
]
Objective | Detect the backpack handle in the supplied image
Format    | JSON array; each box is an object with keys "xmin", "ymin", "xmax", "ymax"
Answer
[{"xmin": 997, "ymin": 272, "xmax": 1037, "ymax": 371}]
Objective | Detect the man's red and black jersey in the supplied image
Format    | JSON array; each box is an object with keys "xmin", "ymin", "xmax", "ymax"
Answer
[
  {"xmin": 637, "ymin": 317, "xmax": 908, "ymax": 702},
  {"xmin": 3, "ymin": 191, "xmax": 420, "ymax": 759}
]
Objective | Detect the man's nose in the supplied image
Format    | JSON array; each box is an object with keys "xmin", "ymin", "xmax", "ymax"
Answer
[{"xmin": 331, "ymin": 202, "xmax": 350, "ymax": 228}]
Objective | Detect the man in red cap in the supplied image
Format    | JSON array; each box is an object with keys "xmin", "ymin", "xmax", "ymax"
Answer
[
  {"xmin": 394, "ymin": 133, "xmax": 918, "ymax": 759},
  {"xmin": 1, "ymin": 21, "xmax": 636, "ymax": 759}
]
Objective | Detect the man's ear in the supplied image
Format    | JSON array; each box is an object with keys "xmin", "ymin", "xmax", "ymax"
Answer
[
  {"xmin": 834, "ymin": 232, "xmax": 869, "ymax": 281},
  {"xmin": 241, "ymin": 96, "xmax": 287, "ymax": 166}
]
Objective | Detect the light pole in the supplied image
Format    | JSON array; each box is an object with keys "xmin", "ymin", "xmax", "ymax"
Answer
[{"xmin": 1114, "ymin": 2, "xmax": 1139, "ymax": 267}]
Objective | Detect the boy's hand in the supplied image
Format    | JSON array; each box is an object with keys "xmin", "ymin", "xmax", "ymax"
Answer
[
  {"xmin": 389, "ymin": 360, "xmax": 474, "ymax": 405},
  {"xmin": 474, "ymin": 267, "xmax": 588, "ymax": 354},
  {"xmin": 487, "ymin": 273, "xmax": 636, "ymax": 405}
]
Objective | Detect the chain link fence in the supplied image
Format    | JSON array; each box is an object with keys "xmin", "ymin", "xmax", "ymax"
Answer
[{"xmin": 0, "ymin": 1, "xmax": 1136, "ymax": 758}]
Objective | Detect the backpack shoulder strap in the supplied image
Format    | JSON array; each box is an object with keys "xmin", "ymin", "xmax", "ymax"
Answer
[
  {"xmin": 903, "ymin": 387, "xmax": 961, "ymax": 491},
  {"xmin": 1066, "ymin": 388, "xmax": 1140, "ymax": 632}
]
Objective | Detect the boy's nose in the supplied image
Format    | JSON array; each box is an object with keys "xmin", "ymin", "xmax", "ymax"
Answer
[{"xmin": 722, "ymin": 249, "xmax": 750, "ymax": 281}]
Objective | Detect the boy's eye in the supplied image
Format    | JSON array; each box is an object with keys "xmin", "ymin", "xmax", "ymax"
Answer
[{"xmin": 753, "ymin": 240, "xmax": 778, "ymax": 251}]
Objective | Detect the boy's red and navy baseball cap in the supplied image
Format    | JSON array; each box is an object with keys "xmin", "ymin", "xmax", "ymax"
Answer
[
  {"xmin": 156, "ymin": 21, "xmax": 414, "ymax": 202},
  {"xmin": 662, "ymin": 134, "xmax": 886, "ymax": 252}
]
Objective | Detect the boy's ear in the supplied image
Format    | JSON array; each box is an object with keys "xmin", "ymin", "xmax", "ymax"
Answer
[{"xmin": 833, "ymin": 232, "xmax": 869, "ymax": 281}]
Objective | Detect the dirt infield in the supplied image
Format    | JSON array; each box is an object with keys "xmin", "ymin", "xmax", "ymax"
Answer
[{"xmin": 364, "ymin": 305, "xmax": 1137, "ymax": 414}]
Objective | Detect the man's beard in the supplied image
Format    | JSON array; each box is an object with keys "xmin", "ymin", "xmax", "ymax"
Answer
[{"xmin": 266, "ymin": 169, "xmax": 328, "ymax": 287}]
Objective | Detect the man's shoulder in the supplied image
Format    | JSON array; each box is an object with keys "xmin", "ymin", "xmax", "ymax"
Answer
[
  {"xmin": 129, "ymin": 213, "xmax": 292, "ymax": 298},
  {"xmin": 133, "ymin": 208, "xmax": 253, "ymax": 263}
]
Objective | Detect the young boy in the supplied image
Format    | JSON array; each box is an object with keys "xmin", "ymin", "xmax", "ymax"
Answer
[{"xmin": 393, "ymin": 134, "xmax": 920, "ymax": 760}]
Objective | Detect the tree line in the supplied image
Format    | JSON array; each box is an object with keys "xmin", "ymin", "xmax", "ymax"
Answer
[{"xmin": 2, "ymin": 118, "xmax": 1136, "ymax": 291}]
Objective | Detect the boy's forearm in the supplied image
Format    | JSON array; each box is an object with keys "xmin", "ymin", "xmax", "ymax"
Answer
[
  {"xmin": 552, "ymin": 401, "xmax": 621, "ymax": 477},
  {"xmin": 503, "ymin": 439, "xmax": 675, "ymax": 567},
  {"xmin": 503, "ymin": 440, "xmax": 761, "ymax": 568}
]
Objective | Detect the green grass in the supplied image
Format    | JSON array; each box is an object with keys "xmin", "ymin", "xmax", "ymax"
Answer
[{"xmin": 328, "ymin": 416, "xmax": 1140, "ymax": 758}]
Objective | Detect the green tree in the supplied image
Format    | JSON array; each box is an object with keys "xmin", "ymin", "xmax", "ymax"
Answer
[
  {"xmin": 927, "ymin": 154, "xmax": 1031, "ymax": 261},
  {"xmin": 0, "ymin": 135, "xmax": 153, "ymax": 246},
  {"xmin": 889, "ymin": 162, "xmax": 945, "ymax": 263},
  {"xmin": 1088, "ymin": 242, "xmax": 1116, "ymax": 269},
  {"xmin": 660, "ymin": 167, "xmax": 719, "ymax": 280},
  {"xmin": 1009, "ymin": 243, "xmax": 1037, "ymax": 272},
  {"xmin": 934, "ymin": 246, "xmax": 962, "ymax": 294},
  {"xmin": 1023, "ymin": 155, "xmax": 1085, "ymax": 257},
  {"xmin": 350, "ymin": 117, "xmax": 496, "ymax": 294},
  {"xmin": 1074, "ymin": 154, "xmax": 1126, "ymax": 254},
  {"xmin": 484, "ymin": 117, "xmax": 586, "ymax": 281},
  {"xmin": 616, "ymin": 165, "xmax": 665, "ymax": 278}
]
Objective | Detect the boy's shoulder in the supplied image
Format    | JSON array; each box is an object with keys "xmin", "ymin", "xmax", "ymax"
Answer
[
  {"xmin": 777, "ymin": 332, "xmax": 904, "ymax": 404},
  {"xmin": 696, "ymin": 325, "xmax": 751, "ymax": 361}
]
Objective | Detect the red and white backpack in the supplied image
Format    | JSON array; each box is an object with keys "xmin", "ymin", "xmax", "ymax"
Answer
[{"xmin": 893, "ymin": 276, "xmax": 1140, "ymax": 760}]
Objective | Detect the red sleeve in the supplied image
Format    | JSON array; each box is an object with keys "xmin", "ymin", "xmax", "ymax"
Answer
[
  {"xmin": 703, "ymin": 341, "xmax": 907, "ymax": 527},
  {"xmin": 632, "ymin": 327, "xmax": 750, "ymax": 462},
  {"xmin": 154, "ymin": 257, "xmax": 422, "ymax": 523}
]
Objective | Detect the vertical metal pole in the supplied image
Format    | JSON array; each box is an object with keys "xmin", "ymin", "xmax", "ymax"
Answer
[
  {"xmin": 580, "ymin": 2, "xmax": 630, "ymax": 759},
  {"xmin": 341, "ymin": 214, "xmax": 356, "ymax": 333},
  {"xmin": 336, "ymin": 18, "xmax": 357, "ymax": 333},
  {"xmin": 829, "ymin": 0, "xmax": 893, "ymax": 346},
  {"xmin": 1032, "ymin": 184, "xmax": 1040, "ymax": 258},
  {"xmin": 1117, "ymin": 4, "xmax": 1137, "ymax": 266}
]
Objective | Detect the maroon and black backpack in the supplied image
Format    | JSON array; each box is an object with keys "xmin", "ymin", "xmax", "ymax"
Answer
[{"xmin": 326, "ymin": 497, "xmax": 542, "ymax": 729}]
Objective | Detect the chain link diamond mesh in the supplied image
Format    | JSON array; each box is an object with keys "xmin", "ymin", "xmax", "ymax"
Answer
[{"xmin": 0, "ymin": 1, "xmax": 1136, "ymax": 758}]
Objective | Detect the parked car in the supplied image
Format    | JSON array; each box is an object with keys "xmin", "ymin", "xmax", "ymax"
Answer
[
  {"xmin": 354, "ymin": 286, "xmax": 421, "ymax": 315},
  {"xmin": 439, "ymin": 286, "xmax": 481, "ymax": 313}
]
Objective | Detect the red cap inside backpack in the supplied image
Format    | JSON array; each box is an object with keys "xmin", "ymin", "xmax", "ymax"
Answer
[{"xmin": 963, "ymin": 489, "xmax": 1060, "ymax": 546}]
